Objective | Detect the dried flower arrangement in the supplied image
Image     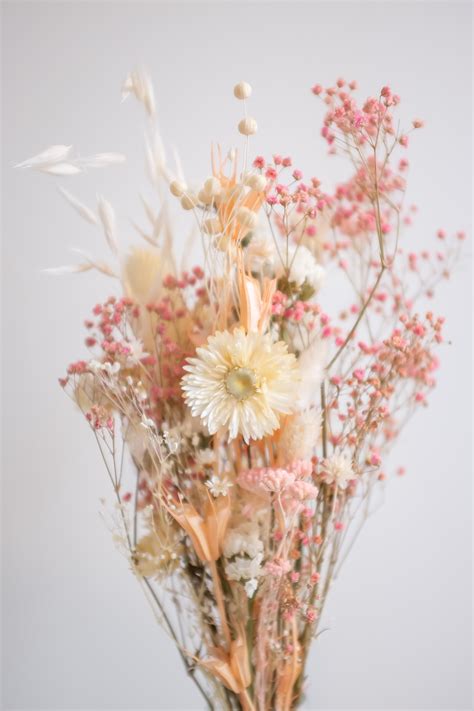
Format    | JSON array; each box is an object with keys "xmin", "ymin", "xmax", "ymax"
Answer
[{"xmin": 19, "ymin": 70, "xmax": 465, "ymax": 710}]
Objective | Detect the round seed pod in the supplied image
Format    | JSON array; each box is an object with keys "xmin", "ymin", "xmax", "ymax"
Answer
[
  {"xmin": 234, "ymin": 81, "xmax": 252, "ymax": 100},
  {"xmin": 244, "ymin": 173, "xmax": 267, "ymax": 191},
  {"xmin": 237, "ymin": 206, "xmax": 258, "ymax": 229},
  {"xmin": 180, "ymin": 193, "xmax": 199, "ymax": 210},
  {"xmin": 202, "ymin": 217, "xmax": 222, "ymax": 235},
  {"xmin": 169, "ymin": 180, "xmax": 187, "ymax": 197},
  {"xmin": 238, "ymin": 117, "xmax": 258, "ymax": 136}
]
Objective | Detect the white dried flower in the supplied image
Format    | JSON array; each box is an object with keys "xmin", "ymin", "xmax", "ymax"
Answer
[
  {"xmin": 244, "ymin": 578, "xmax": 258, "ymax": 598},
  {"xmin": 287, "ymin": 245, "xmax": 325, "ymax": 292},
  {"xmin": 103, "ymin": 361, "xmax": 120, "ymax": 376},
  {"xmin": 125, "ymin": 337, "xmax": 148, "ymax": 366},
  {"xmin": 88, "ymin": 360, "xmax": 104, "ymax": 373},
  {"xmin": 225, "ymin": 553, "xmax": 263, "ymax": 582},
  {"xmin": 324, "ymin": 454, "xmax": 355, "ymax": 489},
  {"xmin": 205, "ymin": 475, "xmax": 233, "ymax": 498},
  {"xmin": 223, "ymin": 522, "xmax": 263, "ymax": 559},
  {"xmin": 181, "ymin": 329, "xmax": 300, "ymax": 443},
  {"xmin": 244, "ymin": 232, "xmax": 277, "ymax": 275},
  {"xmin": 163, "ymin": 430, "xmax": 180, "ymax": 454}
]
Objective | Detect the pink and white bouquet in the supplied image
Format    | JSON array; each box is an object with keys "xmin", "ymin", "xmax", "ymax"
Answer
[{"xmin": 21, "ymin": 70, "xmax": 464, "ymax": 709}]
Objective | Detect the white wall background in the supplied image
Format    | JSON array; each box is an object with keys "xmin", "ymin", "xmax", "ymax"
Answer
[{"xmin": 1, "ymin": 2, "xmax": 472, "ymax": 710}]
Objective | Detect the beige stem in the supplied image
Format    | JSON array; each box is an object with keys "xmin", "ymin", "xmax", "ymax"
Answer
[{"xmin": 209, "ymin": 558, "xmax": 232, "ymax": 649}]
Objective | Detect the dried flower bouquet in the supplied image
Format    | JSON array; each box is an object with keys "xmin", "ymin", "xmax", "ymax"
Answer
[{"xmin": 21, "ymin": 70, "xmax": 464, "ymax": 710}]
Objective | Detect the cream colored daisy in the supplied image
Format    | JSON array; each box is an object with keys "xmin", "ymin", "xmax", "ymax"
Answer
[{"xmin": 181, "ymin": 328, "xmax": 299, "ymax": 442}]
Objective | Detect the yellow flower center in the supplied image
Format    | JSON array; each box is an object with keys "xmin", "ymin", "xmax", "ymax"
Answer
[{"xmin": 225, "ymin": 367, "xmax": 257, "ymax": 400}]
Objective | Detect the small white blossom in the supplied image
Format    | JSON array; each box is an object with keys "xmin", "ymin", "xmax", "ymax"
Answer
[
  {"xmin": 163, "ymin": 430, "xmax": 180, "ymax": 454},
  {"xmin": 198, "ymin": 448, "xmax": 216, "ymax": 466},
  {"xmin": 125, "ymin": 338, "xmax": 148, "ymax": 367},
  {"xmin": 205, "ymin": 475, "xmax": 233, "ymax": 498},
  {"xmin": 223, "ymin": 522, "xmax": 263, "ymax": 559},
  {"xmin": 244, "ymin": 578, "xmax": 258, "ymax": 598},
  {"xmin": 103, "ymin": 361, "xmax": 121, "ymax": 376},
  {"xmin": 225, "ymin": 553, "xmax": 263, "ymax": 582},
  {"xmin": 141, "ymin": 416, "xmax": 156, "ymax": 430},
  {"xmin": 324, "ymin": 454, "xmax": 355, "ymax": 489},
  {"xmin": 287, "ymin": 245, "xmax": 325, "ymax": 292}
]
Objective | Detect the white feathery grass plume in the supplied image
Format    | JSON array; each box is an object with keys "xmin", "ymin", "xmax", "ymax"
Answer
[
  {"xmin": 130, "ymin": 220, "xmax": 157, "ymax": 247},
  {"xmin": 44, "ymin": 247, "xmax": 117, "ymax": 278},
  {"xmin": 71, "ymin": 248, "xmax": 117, "ymax": 277},
  {"xmin": 38, "ymin": 163, "xmax": 82, "ymax": 176},
  {"xmin": 140, "ymin": 194, "xmax": 156, "ymax": 226},
  {"xmin": 297, "ymin": 338, "xmax": 327, "ymax": 410},
  {"xmin": 180, "ymin": 225, "xmax": 200, "ymax": 273},
  {"xmin": 16, "ymin": 146, "xmax": 125, "ymax": 175},
  {"xmin": 152, "ymin": 206, "xmax": 168, "ymax": 244},
  {"xmin": 97, "ymin": 195, "xmax": 119, "ymax": 256},
  {"xmin": 76, "ymin": 153, "xmax": 126, "ymax": 169},
  {"xmin": 15, "ymin": 144, "xmax": 72, "ymax": 169},
  {"xmin": 58, "ymin": 187, "xmax": 98, "ymax": 225},
  {"xmin": 145, "ymin": 126, "xmax": 171, "ymax": 188},
  {"xmin": 122, "ymin": 68, "xmax": 156, "ymax": 117},
  {"xmin": 172, "ymin": 146, "xmax": 186, "ymax": 183},
  {"xmin": 43, "ymin": 263, "xmax": 94, "ymax": 275}
]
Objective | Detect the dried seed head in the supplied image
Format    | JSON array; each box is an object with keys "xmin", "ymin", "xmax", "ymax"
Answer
[
  {"xmin": 170, "ymin": 180, "xmax": 187, "ymax": 197},
  {"xmin": 238, "ymin": 117, "xmax": 258, "ymax": 136},
  {"xmin": 234, "ymin": 81, "xmax": 252, "ymax": 100},
  {"xmin": 180, "ymin": 193, "xmax": 199, "ymax": 210}
]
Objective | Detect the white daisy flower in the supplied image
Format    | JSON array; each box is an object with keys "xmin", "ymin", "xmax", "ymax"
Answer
[
  {"xmin": 323, "ymin": 454, "xmax": 355, "ymax": 489},
  {"xmin": 181, "ymin": 328, "xmax": 300, "ymax": 442}
]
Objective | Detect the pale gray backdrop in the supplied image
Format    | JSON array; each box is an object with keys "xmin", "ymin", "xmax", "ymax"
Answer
[{"xmin": 1, "ymin": 1, "xmax": 472, "ymax": 710}]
